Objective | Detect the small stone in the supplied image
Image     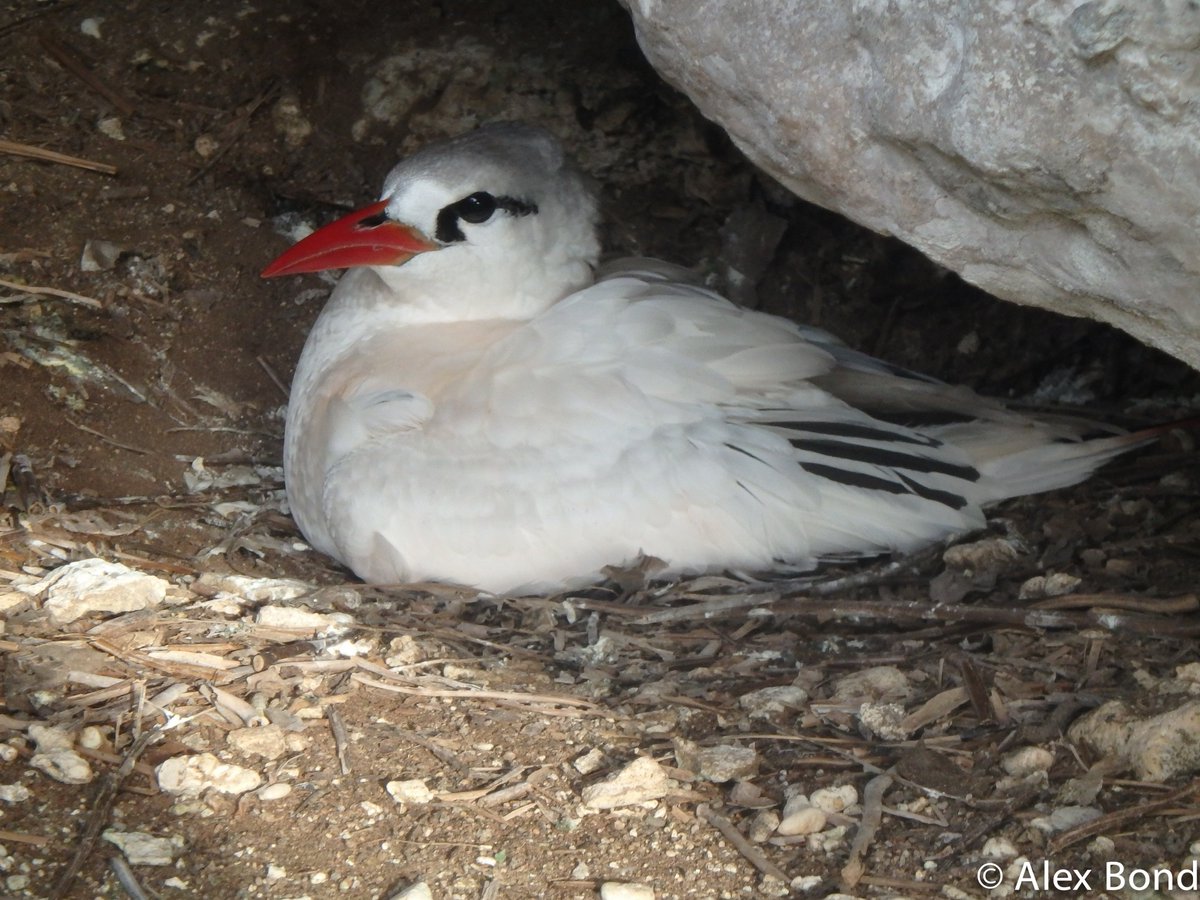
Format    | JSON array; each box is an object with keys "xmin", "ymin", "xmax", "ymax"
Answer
[
  {"xmin": 673, "ymin": 738, "xmax": 759, "ymax": 783},
  {"xmin": 1018, "ymin": 572, "xmax": 1081, "ymax": 600},
  {"xmin": 385, "ymin": 634, "xmax": 423, "ymax": 667},
  {"xmin": 857, "ymin": 702, "xmax": 910, "ymax": 740},
  {"xmin": 981, "ymin": 836, "xmax": 1019, "ymax": 859},
  {"xmin": 97, "ymin": 116, "xmax": 125, "ymax": 141},
  {"xmin": 28, "ymin": 723, "xmax": 74, "ymax": 752},
  {"xmin": 78, "ymin": 726, "xmax": 104, "ymax": 750},
  {"xmin": 810, "ymin": 784, "xmax": 857, "ymax": 813},
  {"xmin": 728, "ymin": 780, "xmax": 775, "ymax": 808},
  {"xmin": 257, "ymin": 782, "xmax": 293, "ymax": 801},
  {"xmin": 227, "ymin": 724, "xmax": 286, "ymax": 761},
  {"xmin": 272, "ymin": 93, "xmax": 314, "ymax": 149},
  {"xmin": 573, "ymin": 748, "xmax": 605, "ymax": 775},
  {"xmin": 156, "ymin": 753, "xmax": 262, "ymax": 798},
  {"xmin": 781, "ymin": 793, "xmax": 810, "ymax": 817},
  {"xmin": 5, "ymin": 875, "xmax": 29, "ymax": 892},
  {"xmin": 1031, "ymin": 805, "xmax": 1102, "ymax": 834},
  {"xmin": 1104, "ymin": 558, "xmax": 1136, "ymax": 576},
  {"xmin": 570, "ymin": 861, "xmax": 590, "ymax": 879},
  {"xmin": 942, "ymin": 537, "xmax": 1022, "ymax": 572},
  {"xmin": 265, "ymin": 864, "xmax": 286, "ymax": 881},
  {"xmin": 31, "ymin": 749, "xmax": 93, "ymax": 784},
  {"xmin": 256, "ymin": 604, "xmax": 351, "ymax": 635},
  {"xmin": 386, "ymin": 779, "xmax": 434, "ymax": 805},
  {"xmin": 80, "ymin": 17, "xmax": 103, "ymax": 38},
  {"xmin": 956, "ymin": 330, "xmax": 980, "ymax": 355},
  {"xmin": 392, "ymin": 881, "xmax": 433, "ymax": 900},
  {"xmin": 582, "ymin": 757, "xmax": 670, "ymax": 811},
  {"xmin": 748, "ymin": 809, "xmax": 781, "ymax": 842},
  {"xmin": 1002, "ymin": 746, "xmax": 1055, "ymax": 777},
  {"xmin": 831, "ymin": 666, "xmax": 912, "ymax": 702},
  {"xmin": 194, "ymin": 134, "xmax": 219, "ymax": 158},
  {"xmin": 102, "ymin": 829, "xmax": 182, "ymax": 866},
  {"xmin": 758, "ymin": 874, "xmax": 791, "ymax": 897},
  {"xmin": 80, "ymin": 239, "xmax": 127, "ymax": 272},
  {"xmin": 600, "ymin": 883, "xmax": 655, "ymax": 900},
  {"xmin": 737, "ymin": 685, "xmax": 808, "ymax": 718},
  {"xmin": 196, "ymin": 572, "xmax": 314, "ymax": 604},
  {"xmin": 0, "ymin": 783, "xmax": 31, "ymax": 803},
  {"xmin": 777, "ymin": 806, "xmax": 827, "ymax": 836}
]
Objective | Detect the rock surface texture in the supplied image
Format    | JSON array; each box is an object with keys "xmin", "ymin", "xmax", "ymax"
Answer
[{"xmin": 625, "ymin": 0, "xmax": 1200, "ymax": 367}]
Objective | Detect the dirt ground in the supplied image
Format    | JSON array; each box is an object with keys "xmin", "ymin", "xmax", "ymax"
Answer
[{"xmin": 2, "ymin": 1, "xmax": 1200, "ymax": 898}]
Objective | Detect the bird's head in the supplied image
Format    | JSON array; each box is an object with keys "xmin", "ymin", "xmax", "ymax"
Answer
[{"xmin": 262, "ymin": 123, "xmax": 601, "ymax": 321}]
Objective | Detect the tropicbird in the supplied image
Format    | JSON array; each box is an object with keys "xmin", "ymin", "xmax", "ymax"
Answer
[{"xmin": 263, "ymin": 122, "xmax": 1154, "ymax": 594}]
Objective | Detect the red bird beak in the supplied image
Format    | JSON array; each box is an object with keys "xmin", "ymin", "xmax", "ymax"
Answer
[{"xmin": 261, "ymin": 199, "xmax": 439, "ymax": 278}]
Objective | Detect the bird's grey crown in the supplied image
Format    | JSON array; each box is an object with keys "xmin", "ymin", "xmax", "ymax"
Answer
[{"xmin": 381, "ymin": 122, "xmax": 573, "ymax": 203}]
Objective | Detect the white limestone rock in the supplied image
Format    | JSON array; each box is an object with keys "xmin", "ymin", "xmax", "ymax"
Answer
[
  {"xmin": 581, "ymin": 756, "xmax": 670, "ymax": 810},
  {"xmin": 156, "ymin": 753, "xmax": 262, "ymax": 798},
  {"xmin": 625, "ymin": 0, "xmax": 1200, "ymax": 366},
  {"xmin": 1068, "ymin": 699, "xmax": 1200, "ymax": 782},
  {"xmin": 29, "ymin": 558, "xmax": 168, "ymax": 625},
  {"xmin": 102, "ymin": 829, "xmax": 184, "ymax": 866}
]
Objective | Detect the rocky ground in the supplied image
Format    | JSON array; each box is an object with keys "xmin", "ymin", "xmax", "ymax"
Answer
[{"xmin": 1, "ymin": 1, "xmax": 1199, "ymax": 898}]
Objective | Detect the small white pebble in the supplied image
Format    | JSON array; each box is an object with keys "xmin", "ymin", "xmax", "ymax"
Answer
[
  {"xmin": 386, "ymin": 779, "xmax": 434, "ymax": 805},
  {"xmin": 194, "ymin": 134, "xmax": 219, "ymax": 158},
  {"xmin": 780, "ymin": 793, "xmax": 810, "ymax": 817},
  {"xmin": 981, "ymin": 836, "xmax": 1019, "ymax": 859},
  {"xmin": 0, "ymin": 784, "xmax": 31, "ymax": 803},
  {"xmin": 1002, "ymin": 746, "xmax": 1055, "ymax": 777},
  {"xmin": 257, "ymin": 782, "xmax": 292, "ymax": 801},
  {"xmin": 600, "ymin": 883, "xmax": 655, "ymax": 900},
  {"xmin": 810, "ymin": 784, "xmax": 857, "ymax": 813},
  {"xmin": 1031, "ymin": 805, "xmax": 1101, "ymax": 834},
  {"xmin": 573, "ymin": 747, "xmax": 605, "ymax": 775},
  {"xmin": 78, "ymin": 726, "xmax": 104, "ymax": 750},
  {"xmin": 391, "ymin": 882, "xmax": 433, "ymax": 900},
  {"xmin": 776, "ymin": 806, "xmax": 827, "ymax": 836},
  {"xmin": 97, "ymin": 116, "xmax": 126, "ymax": 142},
  {"xmin": 80, "ymin": 17, "xmax": 103, "ymax": 39}
]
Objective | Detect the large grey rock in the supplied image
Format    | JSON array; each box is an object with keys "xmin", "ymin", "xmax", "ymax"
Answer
[{"xmin": 625, "ymin": 0, "xmax": 1200, "ymax": 367}]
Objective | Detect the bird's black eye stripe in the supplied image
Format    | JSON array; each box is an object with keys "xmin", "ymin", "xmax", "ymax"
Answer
[
  {"xmin": 435, "ymin": 192, "xmax": 539, "ymax": 243},
  {"xmin": 356, "ymin": 211, "xmax": 390, "ymax": 229}
]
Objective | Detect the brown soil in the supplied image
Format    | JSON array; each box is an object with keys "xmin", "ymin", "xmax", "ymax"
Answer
[{"xmin": 2, "ymin": 1, "xmax": 1199, "ymax": 899}]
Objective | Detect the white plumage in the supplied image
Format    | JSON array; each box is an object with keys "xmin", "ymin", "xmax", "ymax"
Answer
[{"xmin": 263, "ymin": 123, "xmax": 1148, "ymax": 595}]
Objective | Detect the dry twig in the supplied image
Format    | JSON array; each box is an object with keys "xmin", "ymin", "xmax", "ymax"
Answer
[
  {"xmin": 841, "ymin": 772, "xmax": 893, "ymax": 888},
  {"xmin": 0, "ymin": 276, "xmax": 103, "ymax": 309},
  {"xmin": 327, "ymin": 705, "xmax": 351, "ymax": 775},
  {"xmin": 1049, "ymin": 780, "xmax": 1200, "ymax": 854},
  {"xmin": 0, "ymin": 140, "xmax": 117, "ymax": 177}
]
